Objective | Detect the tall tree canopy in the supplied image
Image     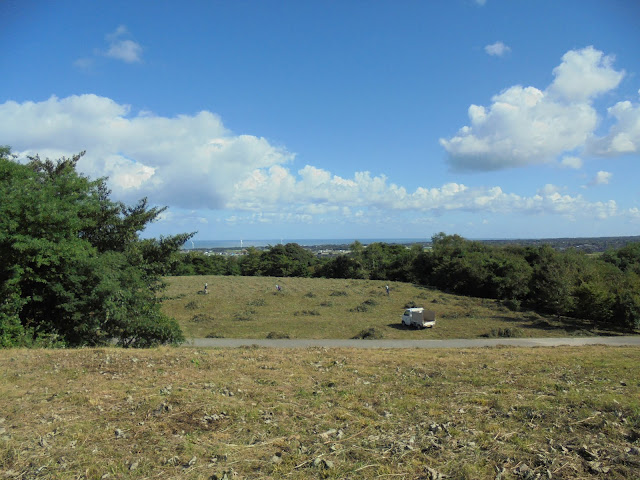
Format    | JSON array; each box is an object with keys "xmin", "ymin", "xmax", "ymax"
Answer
[{"xmin": 0, "ymin": 147, "xmax": 192, "ymax": 347}]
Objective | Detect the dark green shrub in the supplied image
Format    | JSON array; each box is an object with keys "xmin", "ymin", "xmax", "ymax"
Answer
[
  {"xmin": 266, "ymin": 331, "xmax": 290, "ymax": 339},
  {"xmin": 352, "ymin": 327, "xmax": 383, "ymax": 339}
]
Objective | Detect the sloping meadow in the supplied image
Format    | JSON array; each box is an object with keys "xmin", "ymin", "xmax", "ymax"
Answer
[
  {"xmin": 1, "ymin": 346, "xmax": 638, "ymax": 479},
  {"xmin": 162, "ymin": 275, "xmax": 623, "ymax": 340}
]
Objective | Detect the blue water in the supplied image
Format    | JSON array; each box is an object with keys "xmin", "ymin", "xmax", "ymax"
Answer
[{"xmin": 184, "ymin": 238, "xmax": 429, "ymax": 249}]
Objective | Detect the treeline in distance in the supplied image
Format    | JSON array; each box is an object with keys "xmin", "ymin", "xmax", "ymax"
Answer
[{"xmin": 171, "ymin": 234, "xmax": 640, "ymax": 330}]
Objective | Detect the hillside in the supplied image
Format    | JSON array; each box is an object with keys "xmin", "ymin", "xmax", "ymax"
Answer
[
  {"xmin": 1, "ymin": 346, "xmax": 638, "ymax": 479},
  {"xmin": 162, "ymin": 276, "xmax": 629, "ymax": 340}
]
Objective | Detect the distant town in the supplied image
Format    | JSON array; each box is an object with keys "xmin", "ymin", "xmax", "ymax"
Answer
[{"xmin": 183, "ymin": 235, "xmax": 640, "ymax": 257}]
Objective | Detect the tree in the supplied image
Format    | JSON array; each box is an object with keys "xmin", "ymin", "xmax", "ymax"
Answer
[
  {"xmin": 260, "ymin": 243, "xmax": 315, "ymax": 277},
  {"xmin": 602, "ymin": 242, "xmax": 640, "ymax": 275},
  {"xmin": 0, "ymin": 148, "xmax": 192, "ymax": 347},
  {"xmin": 239, "ymin": 247, "xmax": 263, "ymax": 276},
  {"xmin": 315, "ymin": 255, "xmax": 365, "ymax": 279},
  {"xmin": 525, "ymin": 245, "xmax": 575, "ymax": 316}
]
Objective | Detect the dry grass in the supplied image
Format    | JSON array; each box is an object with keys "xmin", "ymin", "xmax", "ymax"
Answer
[
  {"xmin": 162, "ymin": 275, "xmax": 624, "ymax": 340},
  {"xmin": 1, "ymin": 346, "xmax": 639, "ymax": 479}
]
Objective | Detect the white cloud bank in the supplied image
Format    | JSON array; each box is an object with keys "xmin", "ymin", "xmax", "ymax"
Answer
[
  {"xmin": 440, "ymin": 46, "xmax": 639, "ymax": 171},
  {"xmin": 0, "ymin": 94, "xmax": 294, "ymax": 209},
  {"xmin": 225, "ymin": 164, "xmax": 621, "ymax": 221},
  {"xmin": 0, "ymin": 92, "xmax": 633, "ymax": 228}
]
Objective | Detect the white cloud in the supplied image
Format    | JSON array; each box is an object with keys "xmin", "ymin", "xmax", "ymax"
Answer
[
  {"xmin": 106, "ymin": 39, "xmax": 143, "ymax": 63},
  {"xmin": 104, "ymin": 26, "xmax": 143, "ymax": 63},
  {"xmin": 589, "ymin": 170, "xmax": 612, "ymax": 186},
  {"xmin": 75, "ymin": 26, "xmax": 143, "ymax": 67},
  {"xmin": 484, "ymin": 41, "xmax": 511, "ymax": 57},
  {"xmin": 0, "ymin": 95, "xmax": 294, "ymax": 209},
  {"xmin": 590, "ymin": 100, "xmax": 640, "ymax": 155},
  {"xmin": 560, "ymin": 156, "xmax": 583, "ymax": 169},
  {"xmin": 1, "ymin": 94, "xmax": 629, "ymax": 230},
  {"xmin": 226, "ymin": 162, "xmax": 620, "ymax": 222},
  {"xmin": 549, "ymin": 47, "xmax": 624, "ymax": 102},
  {"xmin": 440, "ymin": 84, "xmax": 597, "ymax": 170},
  {"xmin": 441, "ymin": 46, "xmax": 626, "ymax": 171},
  {"xmin": 537, "ymin": 184, "xmax": 562, "ymax": 196},
  {"xmin": 475, "ymin": 0, "xmax": 486, "ymax": 5}
]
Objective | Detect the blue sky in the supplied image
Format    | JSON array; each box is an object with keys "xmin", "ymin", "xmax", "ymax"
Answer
[{"xmin": 2, "ymin": 0, "xmax": 639, "ymax": 241}]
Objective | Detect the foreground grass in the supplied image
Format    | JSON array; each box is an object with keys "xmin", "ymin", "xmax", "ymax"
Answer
[
  {"xmin": 1, "ymin": 346, "xmax": 639, "ymax": 479},
  {"xmin": 163, "ymin": 275, "xmax": 629, "ymax": 339}
]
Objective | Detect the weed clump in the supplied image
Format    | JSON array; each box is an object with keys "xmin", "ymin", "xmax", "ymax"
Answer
[
  {"xmin": 404, "ymin": 300, "xmax": 418, "ymax": 308},
  {"xmin": 294, "ymin": 310, "xmax": 320, "ymax": 316},
  {"xmin": 330, "ymin": 290, "xmax": 348, "ymax": 296},
  {"xmin": 248, "ymin": 298, "xmax": 266, "ymax": 307},
  {"xmin": 304, "ymin": 292, "xmax": 316, "ymax": 298},
  {"xmin": 205, "ymin": 332, "xmax": 224, "ymax": 338},
  {"xmin": 352, "ymin": 327, "xmax": 383, "ymax": 339},
  {"xmin": 191, "ymin": 313, "xmax": 214, "ymax": 323},
  {"xmin": 351, "ymin": 299, "xmax": 378, "ymax": 312},
  {"xmin": 351, "ymin": 304, "xmax": 369, "ymax": 312},
  {"xmin": 266, "ymin": 331, "xmax": 290, "ymax": 339},
  {"xmin": 234, "ymin": 310, "xmax": 256, "ymax": 321},
  {"xmin": 483, "ymin": 327, "xmax": 524, "ymax": 338},
  {"xmin": 185, "ymin": 300, "xmax": 199, "ymax": 310}
]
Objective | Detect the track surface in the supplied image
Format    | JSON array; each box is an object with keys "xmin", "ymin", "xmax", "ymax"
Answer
[{"xmin": 184, "ymin": 336, "xmax": 640, "ymax": 349}]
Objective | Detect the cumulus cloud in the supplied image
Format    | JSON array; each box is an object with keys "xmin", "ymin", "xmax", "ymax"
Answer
[
  {"xmin": 485, "ymin": 41, "xmax": 510, "ymax": 57},
  {"xmin": 440, "ymin": 46, "xmax": 626, "ymax": 171},
  {"xmin": 0, "ymin": 94, "xmax": 294, "ymax": 209},
  {"xmin": 104, "ymin": 25, "xmax": 143, "ymax": 63},
  {"xmin": 226, "ymin": 162, "xmax": 620, "ymax": 222},
  {"xmin": 0, "ymin": 94, "xmax": 628, "ymax": 230},
  {"xmin": 560, "ymin": 156, "xmax": 583, "ymax": 169},
  {"xmin": 590, "ymin": 100, "xmax": 640, "ymax": 155},
  {"xmin": 549, "ymin": 47, "xmax": 624, "ymax": 102},
  {"xmin": 588, "ymin": 170, "xmax": 612, "ymax": 186}
]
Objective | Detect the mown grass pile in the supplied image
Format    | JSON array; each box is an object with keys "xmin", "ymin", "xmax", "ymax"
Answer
[
  {"xmin": 162, "ymin": 275, "xmax": 626, "ymax": 340},
  {"xmin": 1, "ymin": 346, "xmax": 639, "ymax": 479}
]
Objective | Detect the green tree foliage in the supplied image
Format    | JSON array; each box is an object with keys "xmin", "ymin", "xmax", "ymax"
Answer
[
  {"xmin": 315, "ymin": 255, "xmax": 365, "ymax": 279},
  {"xmin": 526, "ymin": 245, "xmax": 575, "ymax": 316},
  {"xmin": 602, "ymin": 242, "xmax": 640, "ymax": 275},
  {"xmin": 255, "ymin": 243, "xmax": 316, "ymax": 277},
  {"xmin": 170, "ymin": 251, "xmax": 237, "ymax": 276},
  {"xmin": 411, "ymin": 233, "xmax": 639, "ymax": 329},
  {"xmin": 0, "ymin": 148, "xmax": 191, "ymax": 347},
  {"xmin": 361, "ymin": 242, "xmax": 409, "ymax": 280}
]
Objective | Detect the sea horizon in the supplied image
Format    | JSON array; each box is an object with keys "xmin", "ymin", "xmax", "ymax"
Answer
[
  {"xmin": 184, "ymin": 238, "xmax": 430, "ymax": 249},
  {"xmin": 181, "ymin": 233, "xmax": 640, "ymax": 250}
]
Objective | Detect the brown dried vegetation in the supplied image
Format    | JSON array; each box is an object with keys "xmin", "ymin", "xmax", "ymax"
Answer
[{"xmin": 1, "ymin": 346, "xmax": 639, "ymax": 479}]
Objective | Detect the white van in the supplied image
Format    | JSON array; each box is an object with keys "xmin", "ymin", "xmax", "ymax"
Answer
[{"xmin": 401, "ymin": 307, "xmax": 436, "ymax": 328}]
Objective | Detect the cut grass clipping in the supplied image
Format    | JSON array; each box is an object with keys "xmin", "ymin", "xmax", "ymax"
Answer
[{"xmin": 1, "ymin": 346, "xmax": 638, "ymax": 479}]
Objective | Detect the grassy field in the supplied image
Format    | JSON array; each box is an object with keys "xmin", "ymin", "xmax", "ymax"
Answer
[
  {"xmin": 162, "ymin": 275, "xmax": 630, "ymax": 340},
  {"xmin": 1, "ymin": 346, "xmax": 639, "ymax": 479}
]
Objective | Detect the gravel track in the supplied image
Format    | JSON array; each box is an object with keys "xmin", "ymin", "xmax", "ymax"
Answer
[{"xmin": 184, "ymin": 336, "xmax": 640, "ymax": 349}]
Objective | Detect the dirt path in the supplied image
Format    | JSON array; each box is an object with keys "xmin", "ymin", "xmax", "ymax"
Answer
[{"xmin": 184, "ymin": 336, "xmax": 640, "ymax": 349}]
